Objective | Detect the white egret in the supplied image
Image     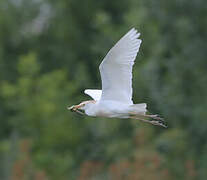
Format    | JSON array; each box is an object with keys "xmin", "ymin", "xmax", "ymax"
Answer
[{"xmin": 68, "ymin": 28, "xmax": 167, "ymax": 128}]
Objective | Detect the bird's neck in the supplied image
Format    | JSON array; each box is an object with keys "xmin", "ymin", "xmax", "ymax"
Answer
[{"xmin": 85, "ymin": 103, "xmax": 97, "ymax": 116}]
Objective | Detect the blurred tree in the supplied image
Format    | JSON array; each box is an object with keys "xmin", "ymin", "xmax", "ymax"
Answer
[{"xmin": 0, "ymin": 0, "xmax": 207, "ymax": 179}]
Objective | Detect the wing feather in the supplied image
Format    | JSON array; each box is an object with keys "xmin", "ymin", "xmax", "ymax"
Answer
[
  {"xmin": 84, "ymin": 89, "xmax": 102, "ymax": 101},
  {"xmin": 99, "ymin": 28, "xmax": 142, "ymax": 104}
]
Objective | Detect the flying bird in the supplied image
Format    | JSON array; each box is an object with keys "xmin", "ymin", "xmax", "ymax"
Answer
[{"xmin": 68, "ymin": 28, "xmax": 167, "ymax": 128}]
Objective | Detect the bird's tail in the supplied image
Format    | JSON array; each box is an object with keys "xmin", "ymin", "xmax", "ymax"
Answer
[{"xmin": 130, "ymin": 103, "xmax": 147, "ymax": 115}]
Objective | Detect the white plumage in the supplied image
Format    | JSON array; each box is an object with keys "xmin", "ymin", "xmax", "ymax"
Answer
[
  {"xmin": 99, "ymin": 28, "xmax": 141, "ymax": 104},
  {"xmin": 84, "ymin": 89, "xmax": 102, "ymax": 101},
  {"xmin": 68, "ymin": 28, "xmax": 166, "ymax": 128}
]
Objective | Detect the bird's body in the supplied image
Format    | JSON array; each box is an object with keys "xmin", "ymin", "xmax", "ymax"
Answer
[
  {"xmin": 84, "ymin": 100, "xmax": 146, "ymax": 119},
  {"xmin": 68, "ymin": 28, "xmax": 167, "ymax": 128}
]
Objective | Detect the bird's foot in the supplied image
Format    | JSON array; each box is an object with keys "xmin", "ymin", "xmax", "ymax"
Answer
[
  {"xmin": 145, "ymin": 114, "xmax": 164, "ymax": 121},
  {"xmin": 130, "ymin": 113, "xmax": 167, "ymax": 128},
  {"xmin": 150, "ymin": 120, "xmax": 167, "ymax": 128}
]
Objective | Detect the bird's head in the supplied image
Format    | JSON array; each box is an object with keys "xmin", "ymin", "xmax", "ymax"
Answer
[
  {"xmin": 68, "ymin": 100, "xmax": 96, "ymax": 114},
  {"xmin": 78, "ymin": 100, "xmax": 96, "ymax": 110}
]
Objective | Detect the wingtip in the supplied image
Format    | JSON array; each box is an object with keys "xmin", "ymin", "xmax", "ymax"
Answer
[
  {"xmin": 127, "ymin": 28, "xmax": 141, "ymax": 38},
  {"xmin": 129, "ymin": 27, "xmax": 136, "ymax": 33}
]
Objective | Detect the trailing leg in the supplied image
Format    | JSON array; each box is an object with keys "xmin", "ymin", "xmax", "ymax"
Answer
[{"xmin": 129, "ymin": 113, "xmax": 167, "ymax": 128}]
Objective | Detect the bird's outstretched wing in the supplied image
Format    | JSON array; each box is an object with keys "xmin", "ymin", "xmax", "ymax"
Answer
[
  {"xmin": 99, "ymin": 28, "xmax": 142, "ymax": 104},
  {"xmin": 84, "ymin": 89, "xmax": 102, "ymax": 101}
]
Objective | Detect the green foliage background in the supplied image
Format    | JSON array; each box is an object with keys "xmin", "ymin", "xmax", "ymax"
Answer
[{"xmin": 0, "ymin": 0, "xmax": 207, "ymax": 179}]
